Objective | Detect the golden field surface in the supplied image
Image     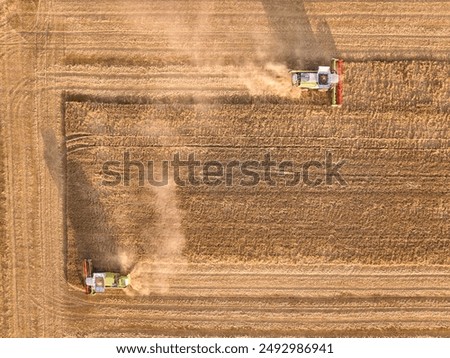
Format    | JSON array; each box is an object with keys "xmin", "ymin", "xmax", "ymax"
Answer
[{"xmin": 1, "ymin": 0, "xmax": 449, "ymax": 337}]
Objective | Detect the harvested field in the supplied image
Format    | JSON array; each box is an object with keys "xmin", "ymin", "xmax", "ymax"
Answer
[{"xmin": 1, "ymin": 0, "xmax": 450, "ymax": 337}]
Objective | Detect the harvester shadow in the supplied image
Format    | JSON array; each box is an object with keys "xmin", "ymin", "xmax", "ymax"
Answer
[
  {"xmin": 261, "ymin": 0, "xmax": 338, "ymax": 68},
  {"xmin": 65, "ymin": 158, "xmax": 124, "ymax": 285},
  {"xmin": 59, "ymin": 95, "xmax": 164, "ymax": 287}
]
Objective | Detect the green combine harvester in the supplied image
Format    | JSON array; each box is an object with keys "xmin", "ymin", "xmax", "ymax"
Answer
[
  {"xmin": 289, "ymin": 58, "xmax": 344, "ymax": 106},
  {"xmin": 82, "ymin": 259, "xmax": 130, "ymax": 294}
]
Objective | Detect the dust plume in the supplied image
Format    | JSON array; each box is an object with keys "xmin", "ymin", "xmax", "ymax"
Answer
[
  {"xmin": 129, "ymin": 180, "xmax": 187, "ymax": 295},
  {"xmin": 116, "ymin": 250, "xmax": 136, "ymax": 274},
  {"xmin": 239, "ymin": 61, "xmax": 297, "ymax": 97}
]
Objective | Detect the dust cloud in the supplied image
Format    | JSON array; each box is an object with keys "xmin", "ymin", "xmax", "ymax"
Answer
[
  {"xmin": 239, "ymin": 62, "xmax": 297, "ymax": 97},
  {"xmin": 128, "ymin": 180, "xmax": 187, "ymax": 295}
]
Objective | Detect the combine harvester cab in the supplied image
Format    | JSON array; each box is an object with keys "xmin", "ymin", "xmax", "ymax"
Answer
[
  {"xmin": 83, "ymin": 259, "xmax": 130, "ymax": 294},
  {"xmin": 290, "ymin": 58, "xmax": 344, "ymax": 106}
]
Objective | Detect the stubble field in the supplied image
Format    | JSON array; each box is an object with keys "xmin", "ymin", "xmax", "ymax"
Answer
[{"xmin": 1, "ymin": 0, "xmax": 449, "ymax": 337}]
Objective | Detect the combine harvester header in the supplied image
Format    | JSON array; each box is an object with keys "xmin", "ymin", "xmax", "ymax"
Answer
[{"xmin": 289, "ymin": 58, "xmax": 344, "ymax": 107}]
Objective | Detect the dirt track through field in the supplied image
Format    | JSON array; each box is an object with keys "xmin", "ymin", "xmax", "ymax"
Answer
[{"xmin": 1, "ymin": 0, "xmax": 450, "ymax": 337}]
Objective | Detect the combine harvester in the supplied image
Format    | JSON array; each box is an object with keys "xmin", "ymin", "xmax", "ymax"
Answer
[
  {"xmin": 289, "ymin": 58, "xmax": 344, "ymax": 106},
  {"xmin": 82, "ymin": 259, "xmax": 130, "ymax": 294}
]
